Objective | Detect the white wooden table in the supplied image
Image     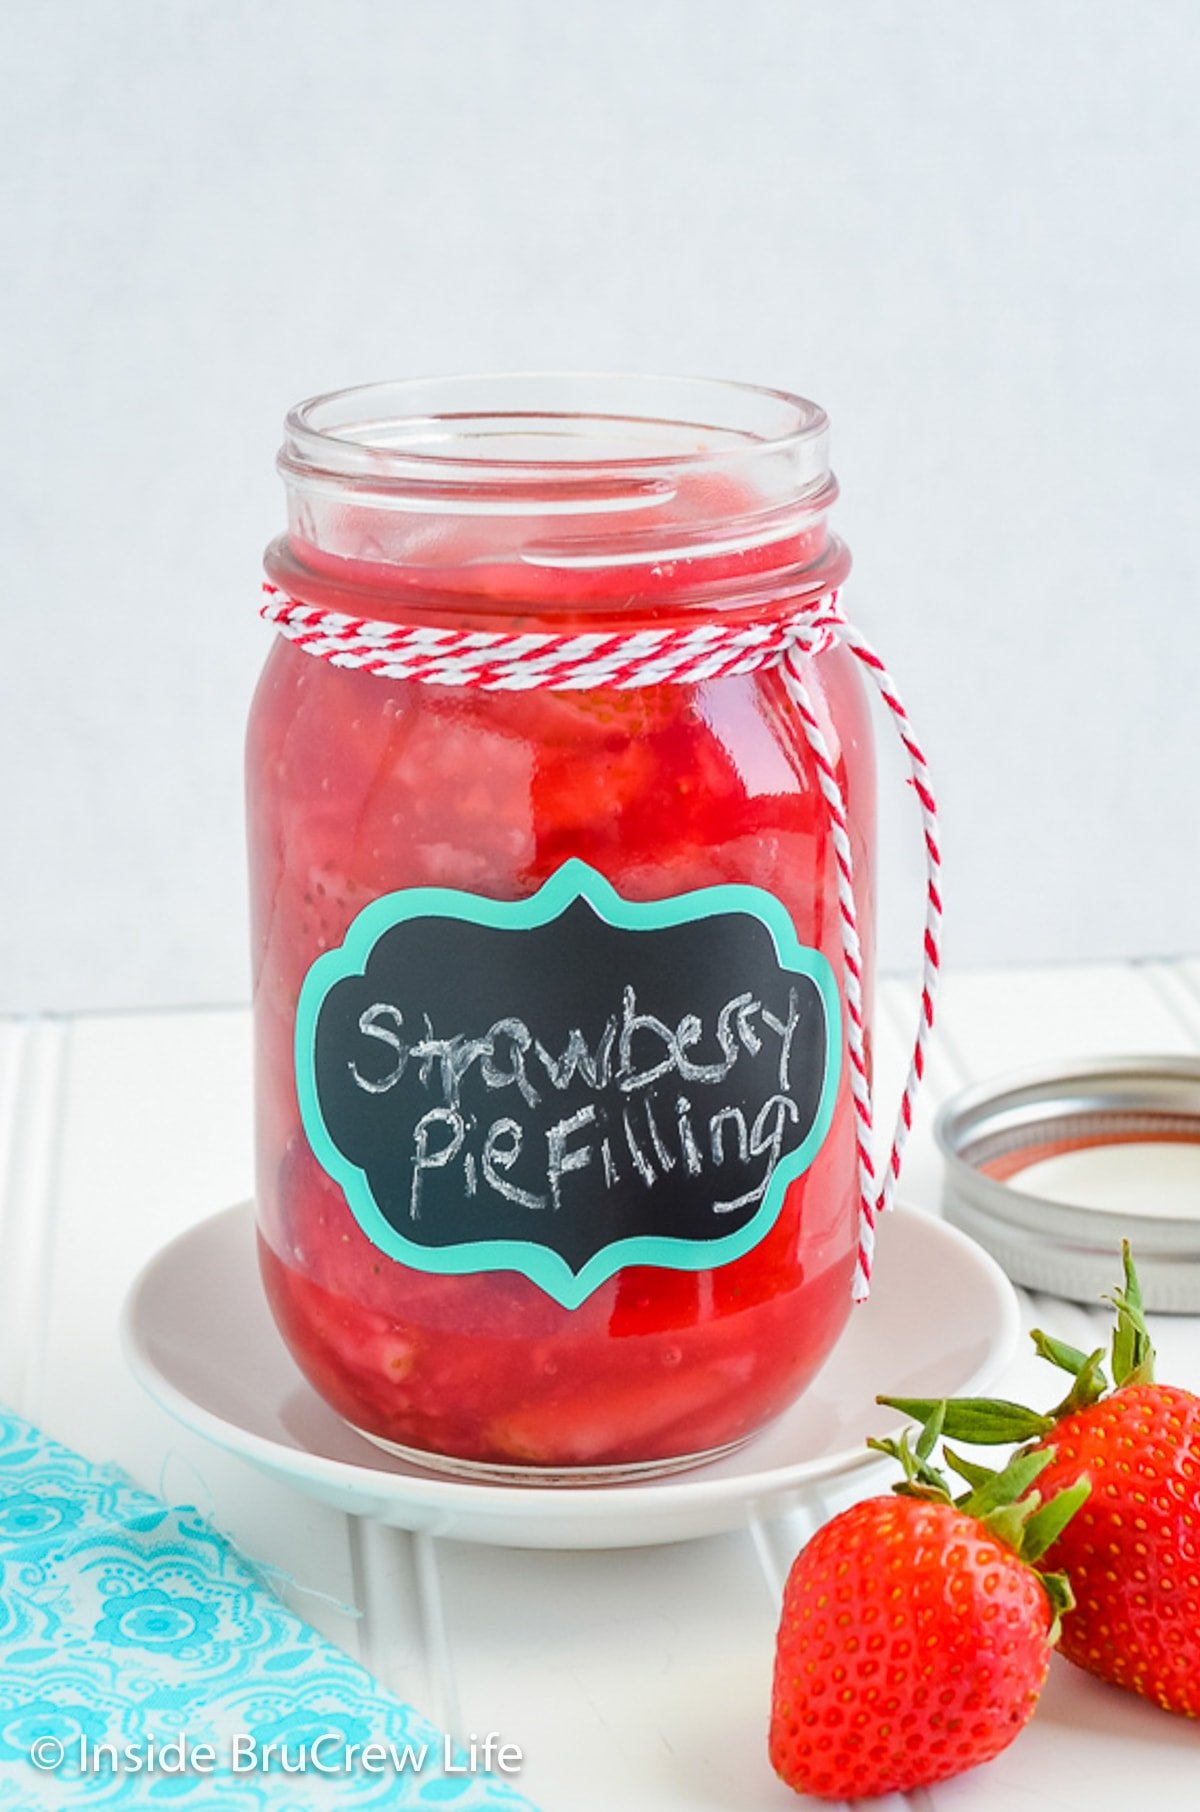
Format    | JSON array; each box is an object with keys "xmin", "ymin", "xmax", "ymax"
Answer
[{"xmin": 3, "ymin": 959, "xmax": 1200, "ymax": 1809}]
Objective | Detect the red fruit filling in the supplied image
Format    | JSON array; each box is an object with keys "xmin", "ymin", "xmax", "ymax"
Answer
[{"xmin": 248, "ymin": 521, "xmax": 870, "ymax": 1470}]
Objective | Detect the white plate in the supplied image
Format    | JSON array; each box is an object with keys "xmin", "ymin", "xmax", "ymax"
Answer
[{"xmin": 120, "ymin": 1201, "xmax": 1019, "ymax": 1550}]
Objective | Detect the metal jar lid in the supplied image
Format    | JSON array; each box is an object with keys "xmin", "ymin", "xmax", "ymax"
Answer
[{"xmin": 935, "ymin": 1055, "xmax": 1200, "ymax": 1312}]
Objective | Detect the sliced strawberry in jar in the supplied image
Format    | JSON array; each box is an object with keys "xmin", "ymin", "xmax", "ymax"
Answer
[{"xmin": 352, "ymin": 708, "xmax": 536, "ymax": 895}]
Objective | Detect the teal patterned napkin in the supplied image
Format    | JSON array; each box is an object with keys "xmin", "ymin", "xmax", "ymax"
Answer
[{"xmin": 0, "ymin": 1409, "xmax": 538, "ymax": 1809}]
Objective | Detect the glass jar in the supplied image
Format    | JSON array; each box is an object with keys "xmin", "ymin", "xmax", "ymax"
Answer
[{"xmin": 247, "ymin": 375, "xmax": 875, "ymax": 1482}]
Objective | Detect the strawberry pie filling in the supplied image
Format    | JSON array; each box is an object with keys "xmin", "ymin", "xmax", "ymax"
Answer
[{"xmin": 248, "ymin": 384, "xmax": 873, "ymax": 1476}]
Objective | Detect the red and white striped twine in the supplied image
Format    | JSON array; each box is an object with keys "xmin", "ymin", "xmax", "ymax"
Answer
[{"xmin": 261, "ymin": 581, "xmax": 942, "ymax": 1301}]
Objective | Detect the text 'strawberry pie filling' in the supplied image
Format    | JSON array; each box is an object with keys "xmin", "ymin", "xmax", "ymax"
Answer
[{"xmin": 247, "ymin": 375, "xmax": 940, "ymax": 1482}]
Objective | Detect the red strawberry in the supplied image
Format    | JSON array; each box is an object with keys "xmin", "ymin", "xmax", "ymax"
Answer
[
  {"xmin": 769, "ymin": 1424, "xmax": 1087, "ymax": 1799},
  {"xmin": 882, "ymin": 1244, "xmax": 1200, "ymax": 1720},
  {"xmin": 1032, "ymin": 1382, "xmax": 1200, "ymax": 1713}
]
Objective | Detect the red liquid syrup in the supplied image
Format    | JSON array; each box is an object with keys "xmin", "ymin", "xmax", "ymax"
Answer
[{"xmin": 248, "ymin": 506, "xmax": 874, "ymax": 1473}]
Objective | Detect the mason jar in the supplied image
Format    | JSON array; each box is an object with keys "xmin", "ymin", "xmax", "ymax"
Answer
[{"xmin": 247, "ymin": 374, "xmax": 875, "ymax": 1482}]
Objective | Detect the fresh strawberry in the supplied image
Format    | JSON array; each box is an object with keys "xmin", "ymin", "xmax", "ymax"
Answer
[
  {"xmin": 881, "ymin": 1244, "xmax": 1200, "ymax": 1719},
  {"xmin": 1032, "ymin": 1382, "xmax": 1200, "ymax": 1713},
  {"xmin": 769, "ymin": 1419, "xmax": 1087, "ymax": 1799}
]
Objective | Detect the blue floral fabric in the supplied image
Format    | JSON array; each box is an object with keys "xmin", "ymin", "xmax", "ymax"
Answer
[{"xmin": 0, "ymin": 1409, "xmax": 539, "ymax": 1809}]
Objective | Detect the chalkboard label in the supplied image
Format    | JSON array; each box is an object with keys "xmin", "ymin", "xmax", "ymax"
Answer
[{"xmin": 295, "ymin": 860, "xmax": 841, "ymax": 1309}]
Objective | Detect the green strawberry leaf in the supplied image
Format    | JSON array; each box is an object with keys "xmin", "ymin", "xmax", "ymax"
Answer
[
  {"xmin": 982, "ymin": 1495, "xmax": 1040, "ymax": 1551},
  {"xmin": 962, "ymin": 1446, "xmax": 1055, "ymax": 1521},
  {"xmin": 1050, "ymin": 1346, "xmax": 1109, "ymax": 1418},
  {"xmin": 868, "ymin": 1427, "xmax": 953, "ymax": 1502},
  {"xmin": 892, "ymin": 1479, "xmax": 955, "ymax": 1503},
  {"xmin": 1039, "ymin": 1569, "xmax": 1076, "ymax": 1645},
  {"xmin": 1106, "ymin": 1241, "xmax": 1156, "ymax": 1387},
  {"xmin": 878, "ymin": 1395, "xmax": 1056, "ymax": 1445},
  {"xmin": 914, "ymin": 1398, "xmax": 946, "ymax": 1464},
  {"xmin": 942, "ymin": 1446, "xmax": 999, "ymax": 1492},
  {"xmin": 1030, "ymin": 1329, "xmax": 1094, "ymax": 1377},
  {"xmin": 1021, "ymin": 1476, "xmax": 1092, "ymax": 1565}
]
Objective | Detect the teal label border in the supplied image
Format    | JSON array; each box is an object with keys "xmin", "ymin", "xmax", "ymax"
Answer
[{"xmin": 294, "ymin": 859, "xmax": 842, "ymax": 1309}]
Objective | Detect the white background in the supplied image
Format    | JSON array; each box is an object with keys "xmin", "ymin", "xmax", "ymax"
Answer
[{"xmin": 3, "ymin": 0, "xmax": 1198, "ymax": 1012}]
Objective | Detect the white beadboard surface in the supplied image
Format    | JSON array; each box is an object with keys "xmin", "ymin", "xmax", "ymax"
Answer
[{"xmin": 2, "ymin": 961, "xmax": 1199, "ymax": 1809}]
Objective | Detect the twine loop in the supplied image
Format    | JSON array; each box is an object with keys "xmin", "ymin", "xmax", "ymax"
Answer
[{"xmin": 261, "ymin": 581, "xmax": 942, "ymax": 1299}]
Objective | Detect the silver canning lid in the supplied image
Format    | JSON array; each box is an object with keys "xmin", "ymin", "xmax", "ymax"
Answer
[{"xmin": 935, "ymin": 1055, "xmax": 1200, "ymax": 1313}]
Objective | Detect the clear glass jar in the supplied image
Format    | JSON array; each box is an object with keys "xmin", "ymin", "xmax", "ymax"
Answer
[{"xmin": 247, "ymin": 375, "xmax": 874, "ymax": 1482}]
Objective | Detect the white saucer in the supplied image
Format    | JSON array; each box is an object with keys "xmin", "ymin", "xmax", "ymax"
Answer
[{"xmin": 120, "ymin": 1202, "xmax": 1019, "ymax": 1550}]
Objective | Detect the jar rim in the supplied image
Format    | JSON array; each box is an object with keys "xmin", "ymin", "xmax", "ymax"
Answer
[{"xmin": 280, "ymin": 373, "xmax": 831, "ymax": 495}]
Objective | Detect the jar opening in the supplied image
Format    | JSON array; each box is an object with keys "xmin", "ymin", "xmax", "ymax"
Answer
[
  {"xmin": 273, "ymin": 373, "xmax": 845, "ymax": 611},
  {"xmin": 282, "ymin": 373, "xmax": 830, "ymax": 492}
]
